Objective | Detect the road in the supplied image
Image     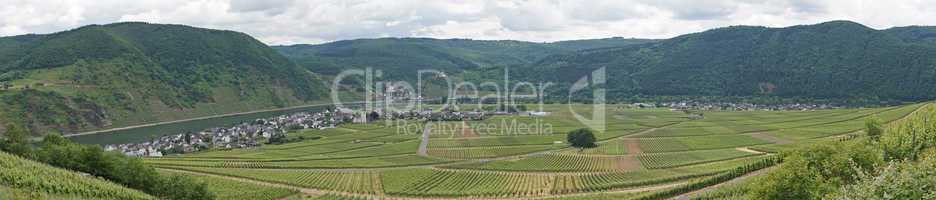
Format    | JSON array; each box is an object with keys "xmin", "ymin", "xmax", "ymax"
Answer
[{"xmin": 417, "ymin": 122, "xmax": 432, "ymax": 156}]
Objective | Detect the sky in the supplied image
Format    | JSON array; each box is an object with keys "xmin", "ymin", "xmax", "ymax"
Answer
[{"xmin": 2, "ymin": 0, "xmax": 935, "ymax": 45}]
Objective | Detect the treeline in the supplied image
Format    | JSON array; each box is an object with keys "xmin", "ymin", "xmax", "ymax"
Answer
[{"xmin": 0, "ymin": 124, "xmax": 214, "ymax": 200}]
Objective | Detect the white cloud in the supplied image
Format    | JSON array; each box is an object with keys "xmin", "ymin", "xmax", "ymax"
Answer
[{"xmin": 1, "ymin": 0, "xmax": 935, "ymax": 45}]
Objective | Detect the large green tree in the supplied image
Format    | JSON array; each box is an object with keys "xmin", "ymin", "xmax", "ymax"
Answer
[{"xmin": 567, "ymin": 128, "xmax": 597, "ymax": 149}]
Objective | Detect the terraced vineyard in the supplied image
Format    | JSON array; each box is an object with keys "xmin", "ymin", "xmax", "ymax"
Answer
[
  {"xmin": 383, "ymin": 169, "xmax": 553, "ymax": 197},
  {"xmin": 636, "ymin": 135, "xmax": 771, "ymax": 153},
  {"xmin": 637, "ymin": 149, "xmax": 763, "ymax": 169},
  {"xmin": 445, "ymin": 153, "xmax": 639, "ymax": 172},
  {"xmin": 161, "ymin": 166, "xmax": 382, "ymax": 194},
  {"xmin": 426, "ymin": 145, "xmax": 562, "ymax": 159},
  {"xmin": 0, "ymin": 151, "xmax": 155, "ymax": 200},
  {"xmin": 137, "ymin": 103, "xmax": 924, "ymax": 199}
]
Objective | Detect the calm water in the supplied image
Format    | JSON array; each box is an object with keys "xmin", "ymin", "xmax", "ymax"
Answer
[{"xmin": 69, "ymin": 105, "xmax": 337, "ymax": 145}]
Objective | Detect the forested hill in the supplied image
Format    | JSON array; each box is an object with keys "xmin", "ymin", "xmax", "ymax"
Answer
[
  {"xmin": 273, "ymin": 37, "xmax": 654, "ymax": 79},
  {"xmin": 0, "ymin": 22, "xmax": 326, "ymax": 135},
  {"xmin": 3, "ymin": 20, "xmax": 935, "ymax": 135},
  {"xmin": 519, "ymin": 21, "xmax": 936, "ymax": 102}
]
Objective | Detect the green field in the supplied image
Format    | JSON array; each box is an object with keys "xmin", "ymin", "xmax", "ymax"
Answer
[{"xmin": 141, "ymin": 103, "xmax": 924, "ymax": 199}]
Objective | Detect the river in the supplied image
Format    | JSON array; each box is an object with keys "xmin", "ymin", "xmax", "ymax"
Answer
[{"xmin": 69, "ymin": 105, "xmax": 336, "ymax": 145}]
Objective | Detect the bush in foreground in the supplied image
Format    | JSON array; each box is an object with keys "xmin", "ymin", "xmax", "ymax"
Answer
[{"xmin": 4, "ymin": 131, "xmax": 213, "ymax": 200}]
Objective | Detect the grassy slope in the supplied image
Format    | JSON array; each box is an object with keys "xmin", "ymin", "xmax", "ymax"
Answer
[{"xmin": 0, "ymin": 151, "xmax": 155, "ymax": 200}]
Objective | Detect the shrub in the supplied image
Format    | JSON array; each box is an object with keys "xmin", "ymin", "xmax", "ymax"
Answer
[
  {"xmin": 831, "ymin": 152, "xmax": 936, "ymax": 199},
  {"xmin": 864, "ymin": 115, "xmax": 882, "ymax": 142},
  {"xmin": 747, "ymin": 142, "xmax": 882, "ymax": 200}
]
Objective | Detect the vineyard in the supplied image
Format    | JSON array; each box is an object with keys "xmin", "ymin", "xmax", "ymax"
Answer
[
  {"xmin": 444, "ymin": 153, "xmax": 640, "ymax": 172},
  {"xmin": 429, "ymin": 135, "xmax": 566, "ymax": 148},
  {"xmin": 161, "ymin": 166, "xmax": 382, "ymax": 194},
  {"xmin": 306, "ymin": 194, "xmax": 371, "ymax": 200},
  {"xmin": 383, "ymin": 169, "xmax": 553, "ymax": 197},
  {"xmin": 639, "ymin": 104, "xmax": 922, "ymax": 138},
  {"xmin": 0, "ymin": 151, "xmax": 155, "ymax": 200},
  {"xmin": 158, "ymin": 170, "xmax": 299, "ymax": 200},
  {"xmin": 637, "ymin": 149, "xmax": 763, "ymax": 169},
  {"xmin": 582, "ymin": 139, "xmax": 630, "ymax": 155},
  {"xmin": 426, "ymin": 145, "xmax": 562, "ymax": 159},
  {"xmin": 636, "ymin": 135, "xmax": 770, "ymax": 153},
  {"xmin": 129, "ymin": 103, "xmax": 924, "ymax": 199}
]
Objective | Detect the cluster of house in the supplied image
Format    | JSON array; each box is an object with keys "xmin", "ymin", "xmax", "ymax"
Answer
[
  {"xmin": 659, "ymin": 102, "xmax": 840, "ymax": 111},
  {"xmin": 105, "ymin": 108, "xmax": 358, "ymax": 157},
  {"xmin": 382, "ymin": 108, "xmax": 487, "ymax": 121},
  {"xmin": 106, "ymin": 104, "xmax": 542, "ymax": 157}
]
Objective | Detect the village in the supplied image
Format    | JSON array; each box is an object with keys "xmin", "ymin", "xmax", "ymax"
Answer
[
  {"xmin": 105, "ymin": 108, "xmax": 352, "ymax": 157},
  {"xmin": 627, "ymin": 101, "xmax": 842, "ymax": 111},
  {"xmin": 104, "ymin": 104, "xmax": 542, "ymax": 157}
]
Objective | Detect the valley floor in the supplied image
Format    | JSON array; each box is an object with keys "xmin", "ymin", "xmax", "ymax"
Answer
[{"xmin": 141, "ymin": 103, "xmax": 927, "ymax": 200}]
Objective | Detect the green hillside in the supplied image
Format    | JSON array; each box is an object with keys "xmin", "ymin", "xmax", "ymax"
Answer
[
  {"xmin": 519, "ymin": 21, "xmax": 936, "ymax": 102},
  {"xmin": 273, "ymin": 37, "xmax": 654, "ymax": 80},
  {"xmin": 275, "ymin": 21, "xmax": 936, "ymax": 103},
  {"xmin": 3, "ymin": 20, "xmax": 935, "ymax": 136},
  {"xmin": 0, "ymin": 151, "xmax": 155, "ymax": 200},
  {"xmin": 0, "ymin": 22, "xmax": 327, "ymax": 135},
  {"xmin": 885, "ymin": 25, "xmax": 936, "ymax": 44}
]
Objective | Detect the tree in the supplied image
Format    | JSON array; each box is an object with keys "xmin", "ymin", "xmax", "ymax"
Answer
[
  {"xmin": 41, "ymin": 133, "xmax": 68, "ymax": 145},
  {"xmin": 567, "ymin": 128, "xmax": 597, "ymax": 149},
  {"xmin": 1, "ymin": 123, "xmax": 32, "ymax": 156},
  {"xmin": 266, "ymin": 133, "xmax": 288, "ymax": 145},
  {"xmin": 157, "ymin": 175, "xmax": 214, "ymax": 200},
  {"xmin": 865, "ymin": 116, "xmax": 883, "ymax": 142},
  {"xmin": 368, "ymin": 111, "xmax": 381, "ymax": 122}
]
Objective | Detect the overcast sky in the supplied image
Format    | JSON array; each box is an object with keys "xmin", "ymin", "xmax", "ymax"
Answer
[{"xmin": 2, "ymin": 0, "xmax": 935, "ymax": 45}]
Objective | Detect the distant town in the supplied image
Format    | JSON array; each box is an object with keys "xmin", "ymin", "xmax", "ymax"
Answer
[
  {"xmin": 635, "ymin": 102, "xmax": 842, "ymax": 111},
  {"xmin": 105, "ymin": 108, "xmax": 353, "ymax": 157},
  {"xmin": 104, "ymin": 105, "xmax": 528, "ymax": 157}
]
